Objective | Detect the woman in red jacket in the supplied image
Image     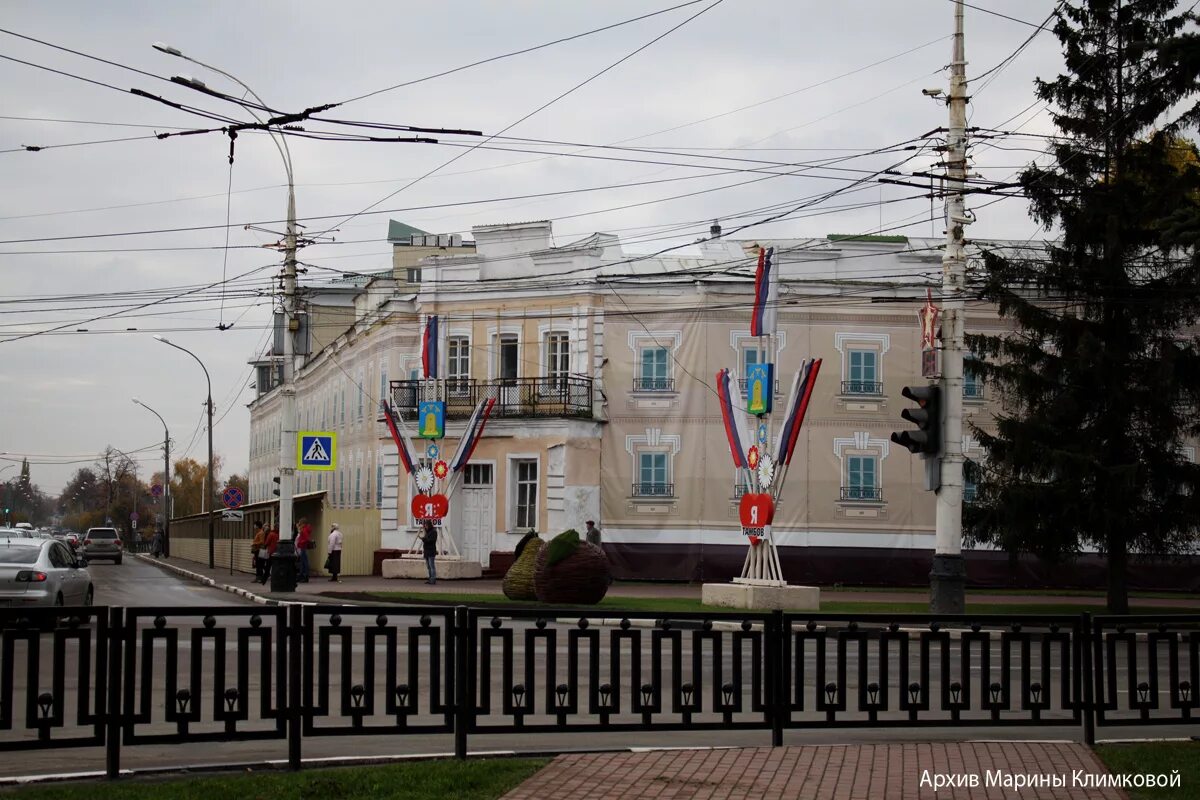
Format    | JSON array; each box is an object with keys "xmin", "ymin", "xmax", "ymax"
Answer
[{"xmin": 295, "ymin": 516, "xmax": 313, "ymax": 583}]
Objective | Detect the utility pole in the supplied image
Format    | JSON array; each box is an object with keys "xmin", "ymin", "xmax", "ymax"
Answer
[
  {"xmin": 931, "ymin": 0, "xmax": 969, "ymax": 614},
  {"xmin": 273, "ymin": 178, "xmax": 301, "ymax": 591}
]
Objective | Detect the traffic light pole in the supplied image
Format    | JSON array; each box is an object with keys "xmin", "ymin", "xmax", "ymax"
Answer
[{"xmin": 931, "ymin": 0, "xmax": 969, "ymax": 614}]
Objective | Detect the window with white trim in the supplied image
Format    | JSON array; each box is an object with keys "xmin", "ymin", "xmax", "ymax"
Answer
[
  {"xmin": 846, "ymin": 350, "xmax": 880, "ymax": 395},
  {"xmin": 512, "ymin": 459, "xmax": 538, "ymax": 530},
  {"xmin": 379, "ymin": 361, "xmax": 389, "ymax": 406},
  {"xmin": 376, "ymin": 449, "xmax": 384, "ymax": 506},
  {"xmin": 637, "ymin": 347, "xmax": 671, "ymax": 392},
  {"xmin": 844, "ymin": 455, "xmax": 880, "ymax": 500},
  {"xmin": 636, "ymin": 452, "xmax": 670, "ymax": 497},
  {"xmin": 448, "ymin": 336, "xmax": 470, "ymax": 393},
  {"xmin": 545, "ymin": 332, "xmax": 570, "ymax": 391},
  {"xmin": 964, "ymin": 356, "xmax": 984, "ymax": 399}
]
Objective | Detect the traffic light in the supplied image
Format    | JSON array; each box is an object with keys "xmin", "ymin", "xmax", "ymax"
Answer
[
  {"xmin": 891, "ymin": 385, "xmax": 941, "ymax": 456},
  {"xmin": 272, "ymin": 477, "xmax": 281, "ymax": 497}
]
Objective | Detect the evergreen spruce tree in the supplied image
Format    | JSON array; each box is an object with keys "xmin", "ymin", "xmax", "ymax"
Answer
[{"xmin": 964, "ymin": 0, "xmax": 1200, "ymax": 612}]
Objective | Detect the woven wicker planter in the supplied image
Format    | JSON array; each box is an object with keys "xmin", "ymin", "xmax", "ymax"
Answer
[
  {"xmin": 534, "ymin": 541, "xmax": 611, "ymax": 605},
  {"xmin": 502, "ymin": 535, "xmax": 544, "ymax": 601}
]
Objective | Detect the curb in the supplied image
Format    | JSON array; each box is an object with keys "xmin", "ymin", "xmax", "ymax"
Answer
[{"xmin": 136, "ymin": 554, "xmax": 282, "ymax": 605}]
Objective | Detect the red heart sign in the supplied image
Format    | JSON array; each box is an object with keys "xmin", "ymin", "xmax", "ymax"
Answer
[
  {"xmin": 738, "ymin": 493, "xmax": 774, "ymax": 528},
  {"xmin": 411, "ymin": 493, "xmax": 449, "ymax": 520}
]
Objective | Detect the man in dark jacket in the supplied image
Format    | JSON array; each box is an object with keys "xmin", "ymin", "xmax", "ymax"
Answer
[{"xmin": 421, "ymin": 520, "xmax": 438, "ymax": 585}]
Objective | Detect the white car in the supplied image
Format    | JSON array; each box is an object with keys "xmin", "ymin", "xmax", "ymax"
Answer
[{"xmin": 0, "ymin": 535, "xmax": 94, "ymax": 607}]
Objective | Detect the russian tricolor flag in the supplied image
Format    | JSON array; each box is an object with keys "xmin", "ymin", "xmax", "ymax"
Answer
[
  {"xmin": 750, "ymin": 246, "xmax": 777, "ymax": 337},
  {"xmin": 450, "ymin": 397, "xmax": 496, "ymax": 472},
  {"xmin": 381, "ymin": 400, "xmax": 417, "ymax": 475},
  {"xmin": 716, "ymin": 368, "xmax": 752, "ymax": 470},
  {"xmin": 775, "ymin": 358, "xmax": 821, "ymax": 465},
  {"xmin": 421, "ymin": 315, "xmax": 439, "ymax": 378}
]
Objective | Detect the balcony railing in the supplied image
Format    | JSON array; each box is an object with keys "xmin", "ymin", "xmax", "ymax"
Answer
[
  {"xmin": 390, "ymin": 377, "xmax": 593, "ymax": 420},
  {"xmin": 840, "ymin": 486, "xmax": 883, "ymax": 502},
  {"xmin": 840, "ymin": 380, "xmax": 884, "ymax": 396},
  {"xmin": 963, "ymin": 381, "xmax": 985, "ymax": 400},
  {"xmin": 632, "ymin": 376, "xmax": 675, "ymax": 392},
  {"xmin": 632, "ymin": 482, "xmax": 674, "ymax": 498}
]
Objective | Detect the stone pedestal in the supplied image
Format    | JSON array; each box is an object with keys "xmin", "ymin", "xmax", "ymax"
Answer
[
  {"xmin": 701, "ymin": 581, "xmax": 820, "ymax": 610},
  {"xmin": 381, "ymin": 555, "xmax": 482, "ymax": 580}
]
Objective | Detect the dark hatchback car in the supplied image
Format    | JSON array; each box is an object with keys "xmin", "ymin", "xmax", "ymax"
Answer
[{"xmin": 82, "ymin": 527, "xmax": 123, "ymax": 564}]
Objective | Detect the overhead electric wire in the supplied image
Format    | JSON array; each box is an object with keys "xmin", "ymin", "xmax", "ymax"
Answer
[{"xmin": 310, "ymin": 0, "xmax": 727, "ymax": 239}]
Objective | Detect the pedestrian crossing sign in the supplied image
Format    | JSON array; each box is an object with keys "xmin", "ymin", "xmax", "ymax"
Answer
[{"xmin": 297, "ymin": 431, "xmax": 336, "ymax": 471}]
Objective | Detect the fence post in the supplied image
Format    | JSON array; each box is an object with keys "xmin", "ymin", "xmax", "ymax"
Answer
[
  {"xmin": 1080, "ymin": 611, "xmax": 1095, "ymax": 746},
  {"xmin": 454, "ymin": 606, "xmax": 469, "ymax": 760},
  {"xmin": 105, "ymin": 607, "xmax": 123, "ymax": 780},
  {"xmin": 770, "ymin": 610, "xmax": 784, "ymax": 747},
  {"xmin": 288, "ymin": 604, "xmax": 303, "ymax": 771}
]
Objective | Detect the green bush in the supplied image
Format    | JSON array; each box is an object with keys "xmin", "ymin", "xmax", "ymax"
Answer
[{"xmin": 544, "ymin": 529, "xmax": 580, "ymax": 567}]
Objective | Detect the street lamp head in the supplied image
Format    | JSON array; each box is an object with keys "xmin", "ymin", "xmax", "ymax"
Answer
[
  {"xmin": 132, "ymin": 398, "xmax": 142, "ymax": 406},
  {"xmin": 153, "ymin": 334, "xmax": 170, "ymax": 343},
  {"xmin": 152, "ymin": 42, "xmax": 183, "ymax": 57}
]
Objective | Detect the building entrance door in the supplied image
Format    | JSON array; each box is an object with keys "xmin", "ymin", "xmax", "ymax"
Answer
[{"xmin": 460, "ymin": 464, "xmax": 494, "ymax": 566}]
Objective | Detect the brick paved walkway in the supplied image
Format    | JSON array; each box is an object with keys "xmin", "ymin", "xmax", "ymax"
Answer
[{"xmin": 501, "ymin": 742, "xmax": 1125, "ymax": 799}]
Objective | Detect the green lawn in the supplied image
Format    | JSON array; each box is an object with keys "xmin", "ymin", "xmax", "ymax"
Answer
[
  {"xmin": 360, "ymin": 590, "xmax": 1200, "ymax": 616},
  {"xmin": 0, "ymin": 758, "xmax": 548, "ymax": 800},
  {"xmin": 1095, "ymin": 742, "xmax": 1200, "ymax": 799}
]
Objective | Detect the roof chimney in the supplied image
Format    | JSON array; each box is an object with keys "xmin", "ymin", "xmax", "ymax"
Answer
[{"xmin": 710, "ymin": 220, "xmax": 722, "ymax": 239}]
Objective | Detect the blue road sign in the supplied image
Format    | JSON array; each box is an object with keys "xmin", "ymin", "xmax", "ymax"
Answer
[
  {"xmin": 297, "ymin": 431, "xmax": 337, "ymax": 471},
  {"xmin": 222, "ymin": 486, "xmax": 244, "ymax": 509}
]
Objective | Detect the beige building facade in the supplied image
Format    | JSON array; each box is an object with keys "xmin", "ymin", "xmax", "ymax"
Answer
[{"xmin": 246, "ymin": 219, "xmax": 1197, "ymax": 583}]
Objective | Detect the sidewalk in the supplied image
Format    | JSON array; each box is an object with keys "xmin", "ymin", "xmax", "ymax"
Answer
[
  {"xmin": 140, "ymin": 554, "xmax": 1200, "ymax": 609},
  {"xmin": 501, "ymin": 742, "xmax": 1126, "ymax": 800}
]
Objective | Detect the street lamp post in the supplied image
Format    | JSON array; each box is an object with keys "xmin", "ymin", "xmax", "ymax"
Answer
[
  {"xmin": 154, "ymin": 43, "xmax": 300, "ymax": 591},
  {"xmin": 133, "ymin": 398, "xmax": 171, "ymax": 558},
  {"xmin": 153, "ymin": 335, "xmax": 215, "ymax": 568}
]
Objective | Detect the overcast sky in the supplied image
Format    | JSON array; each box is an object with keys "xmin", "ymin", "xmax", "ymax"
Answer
[{"xmin": 0, "ymin": 0, "xmax": 1065, "ymax": 495}]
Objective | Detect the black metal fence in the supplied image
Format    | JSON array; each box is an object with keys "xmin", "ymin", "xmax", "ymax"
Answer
[
  {"xmin": 390, "ymin": 377, "xmax": 593, "ymax": 419},
  {"xmin": 0, "ymin": 606, "xmax": 1195, "ymax": 777}
]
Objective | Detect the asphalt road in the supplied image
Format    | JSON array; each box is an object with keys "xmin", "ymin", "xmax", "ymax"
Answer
[
  {"xmin": 0, "ymin": 560, "xmax": 1193, "ymax": 780},
  {"xmin": 87, "ymin": 556, "xmax": 255, "ymax": 608}
]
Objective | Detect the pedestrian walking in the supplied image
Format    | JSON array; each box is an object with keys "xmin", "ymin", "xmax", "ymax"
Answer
[
  {"xmin": 325, "ymin": 522, "xmax": 343, "ymax": 582},
  {"xmin": 585, "ymin": 520, "xmax": 602, "ymax": 546},
  {"xmin": 251, "ymin": 522, "xmax": 267, "ymax": 583},
  {"xmin": 151, "ymin": 526, "xmax": 164, "ymax": 558},
  {"xmin": 420, "ymin": 520, "xmax": 438, "ymax": 584},
  {"xmin": 296, "ymin": 516, "xmax": 313, "ymax": 583},
  {"xmin": 261, "ymin": 524, "xmax": 280, "ymax": 584}
]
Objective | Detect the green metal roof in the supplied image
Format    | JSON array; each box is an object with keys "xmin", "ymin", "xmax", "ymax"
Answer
[
  {"xmin": 826, "ymin": 234, "xmax": 909, "ymax": 243},
  {"xmin": 387, "ymin": 220, "xmax": 430, "ymax": 242}
]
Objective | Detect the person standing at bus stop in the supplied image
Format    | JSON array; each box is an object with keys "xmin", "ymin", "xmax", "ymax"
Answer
[
  {"xmin": 295, "ymin": 516, "xmax": 313, "ymax": 583},
  {"xmin": 325, "ymin": 522, "xmax": 343, "ymax": 582}
]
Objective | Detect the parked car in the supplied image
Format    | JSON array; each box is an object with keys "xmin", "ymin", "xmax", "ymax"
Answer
[
  {"xmin": 81, "ymin": 527, "xmax": 123, "ymax": 564},
  {"xmin": 0, "ymin": 536, "xmax": 94, "ymax": 607}
]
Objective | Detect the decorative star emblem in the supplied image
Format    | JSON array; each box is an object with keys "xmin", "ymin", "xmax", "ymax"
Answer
[
  {"xmin": 758, "ymin": 423, "xmax": 769, "ymax": 445},
  {"xmin": 433, "ymin": 460, "xmax": 449, "ymax": 480},
  {"xmin": 415, "ymin": 466, "xmax": 435, "ymax": 492},
  {"xmin": 747, "ymin": 445, "xmax": 760, "ymax": 470},
  {"xmin": 427, "ymin": 444, "xmax": 440, "ymax": 459},
  {"xmin": 757, "ymin": 452, "xmax": 776, "ymax": 490}
]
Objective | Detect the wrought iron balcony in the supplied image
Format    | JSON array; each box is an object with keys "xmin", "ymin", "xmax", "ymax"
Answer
[
  {"xmin": 840, "ymin": 486, "xmax": 883, "ymax": 502},
  {"xmin": 632, "ymin": 376, "xmax": 675, "ymax": 392},
  {"xmin": 840, "ymin": 380, "xmax": 884, "ymax": 396},
  {"xmin": 390, "ymin": 377, "xmax": 593, "ymax": 420},
  {"xmin": 963, "ymin": 381, "xmax": 985, "ymax": 400},
  {"xmin": 632, "ymin": 482, "xmax": 674, "ymax": 498}
]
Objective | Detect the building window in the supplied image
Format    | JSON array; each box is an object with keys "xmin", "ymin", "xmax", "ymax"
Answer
[
  {"xmin": 964, "ymin": 477, "xmax": 978, "ymax": 503},
  {"xmin": 843, "ymin": 455, "xmax": 880, "ymax": 501},
  {"xmin": 376, "ymin": 459, "xmax": 384, "ymax": 506},
  {"xmin": 340, "ymin": 384, "xmax": 346, "ymax": 425},
  {"xmin": 636, "ymin": 347, "xmax": 671, "ymax": 391},
  {"xmin": 448, "ymin": 336, "xmax": 470, "ymax": 394},
  {"xmin": 635, "ymin": 452, "xmax": 670, "ymax": 497},
  {"xmin": 512, "ymin": 459, "xmax": 538, "ymax": 530},
  {"xmin": 545, "ymin": 332, "xmax": 570, "ymax": 389},
  {"xmin": 379, "ymin": 362, "xmax": 389, "ymax": 406},
  {"xmin": 355, "ymin": 464, "xmax": 362, "ymax": 506},
  {"xmin": 339, "ymin": 469, "xmax": 345, "ymax": 507},
  {"xmin": 406, "ymin": 267, "xmax": 421, "ymax": 284},
  {"xmin": 964, "ymin": 358, "xmax": 984, "ymax": 399},
  {"xmin": 499, "ymin": 335, "xmax": 519, "ymax": 381},
  {"xmin": 357, "ymin": 369, "xmax": 365, "ymax": 421},
  {"xmin": 844, "ymin": 350, "xmax": 881, "ymax": 395}
]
